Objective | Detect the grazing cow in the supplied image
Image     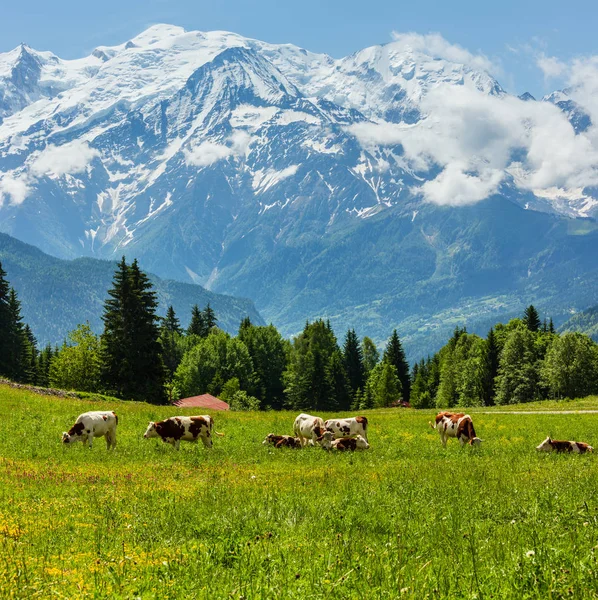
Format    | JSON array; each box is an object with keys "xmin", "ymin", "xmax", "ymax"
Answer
[
  {"xmin": 324, "ymin": 416, "xmax": 368, "ymax": 442},
  {"xmin": 536, "ymin": 436, "xmax": 593, "ymax": 454},
  {"xmin": 262, "ymin": 434, "xmax": 302, "ymax": 448},
  {"xmin": 430, "ymin": 412, "xmax": 482, "ymax": 447},
  {"xmin": 317, "ymin": 431, "xmax": 370, "ymax": 451},
  {"xmin": 293, "ymin": 413, "xmax": 326, "ymax": 447},
  {"xmin": 143, "ymin": 415, "xmax": 219, "ymax": 449},
  {"xmin": 62, "ymin": 411, "xmax": 118, "ymax": 449}
]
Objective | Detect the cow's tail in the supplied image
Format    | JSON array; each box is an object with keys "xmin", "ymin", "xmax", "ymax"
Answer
[
  {"xmin": 112, "ymin": 412, "xmax": 118, "ymax": 425},
  {"xmin": 429, "ymin": 421, "xmax": 436, "ymax": 430}
]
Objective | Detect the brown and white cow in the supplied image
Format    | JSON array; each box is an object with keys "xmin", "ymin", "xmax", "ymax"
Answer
[
  {"xmin": 262, "ymin": 434, "xmax": 302, "ymax": 449},
  {"xmin": 324, "ymin": 416, "xmax": 368, "ymax": 442},
  {"xmin": 143, "ymin": 415, "xmax": 218, "ymax": 450},
  {"xmin": 293, "ymin": 413, "xmax": 326, "ymax": 447},
  {"xmin": 317, "ymin": 431, "xmax": 370, "ymax": 451},
  {"xmin": 536, "ymin": 436, "xmax": 593, "ymax": 454},
  {"xmin": 62, "ymin": 411, "xmax": 118, "ymax": 449},
  {"xmin": 430, "ymin": 412, "xmax": 482, "ymax": 447}
]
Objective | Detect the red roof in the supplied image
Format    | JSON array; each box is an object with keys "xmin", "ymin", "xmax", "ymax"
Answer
[{"xmin": 174, "ymin": 393, "xmax": 230, "ymax": 411}]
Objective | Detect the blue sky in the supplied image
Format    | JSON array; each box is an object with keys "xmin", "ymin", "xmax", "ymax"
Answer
[{"xmin": 2, "ymin": 0, "xmax": 597, "ymax": 97}]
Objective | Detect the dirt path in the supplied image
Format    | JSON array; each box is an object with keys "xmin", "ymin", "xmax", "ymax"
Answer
[{"xmin": 478, "ymin": 410, "xmax": 598, "ymax": 415}]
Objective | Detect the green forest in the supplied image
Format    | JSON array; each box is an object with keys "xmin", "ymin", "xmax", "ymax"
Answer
[{"xmin": 2, "ymin": 258, "xmax": 598, "ymax": 410}]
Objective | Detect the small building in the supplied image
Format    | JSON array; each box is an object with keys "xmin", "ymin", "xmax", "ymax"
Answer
[{"xmin": 174, "ymin": 393, "xmax": 230, "ymax": 411}]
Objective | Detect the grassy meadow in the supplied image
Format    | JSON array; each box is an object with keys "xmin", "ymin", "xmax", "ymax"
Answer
[{"xmin": 1, "ymin": 385, "xmax": 598, "ymax": 598}]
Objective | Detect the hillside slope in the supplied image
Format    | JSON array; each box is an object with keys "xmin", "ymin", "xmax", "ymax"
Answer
[{"xmin": 0, "ymin": 233, "xmax": 264, "ymax": 345}]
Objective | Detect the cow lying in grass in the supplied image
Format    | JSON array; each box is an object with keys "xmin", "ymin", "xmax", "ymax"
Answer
[
  {"xmin": 144, "ymin": 415, "xmax": 221, "ymax": 450},
  {"xmin": 536, "ymin": 436, "xmax": 593, "ymax": 454},
  {"xmin": 262, "ymin": 434, "xmax": 302, "ymax": 448},
  {"xmin": 317, "ymin": 431, "xmax": 370, "ymax": 451},
  {"xmin": 324, "ymin": 416, "xmax": 368, "ymax": 442},
  {"xmin": 430, "ymin": 412, "xmax": 482, "ymax": 447},
  {"xmin": 62, "ymin": 411, "xmax": 118, "ymax": 449}
]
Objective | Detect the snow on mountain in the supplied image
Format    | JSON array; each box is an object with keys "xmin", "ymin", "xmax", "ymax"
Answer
[{"xmin": 1, "ymin": 25, "xmax": 598, "ymax": 356}]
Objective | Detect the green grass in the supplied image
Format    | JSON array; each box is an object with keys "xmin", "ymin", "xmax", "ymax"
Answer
[{"xmin": 1, "ymin": 385, "xmax": 598, "ymax": 598}]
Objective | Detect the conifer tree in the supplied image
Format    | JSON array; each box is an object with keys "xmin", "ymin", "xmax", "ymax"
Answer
[
  {"xmin": 523, "ymin": 305, "xmax": 542, "ymax": 332},
  {"xmin": 0, "ymin": 262, "xmax": 12, "ymax": 377},
  {"xmin": 327, "ymin": 350, "xmax": 351, "ymax": 411},
  {"xmin": 549, "ymin": 317, "xmax": 555, "ymax": 334},
  {"xmin": 382, "ymin": 330, "xmax": 411, "ymax": 401},
  {"xmin": 4, "ymin": 288, "xmax": 29, "ymax": 381},
  {"xmin": 187, "ymin": 305, "xmax": 205, "ymax": 337},
  {"xmin": 203, "ymin": 303, "xmax": 217, "ymax": 331},
  {"xmin": 343, "ymin": 329, "xmax": 365, "ymax": 396},
  {"xmin": 484, "ymin": 327, "xmax": 500, "ymax": 405},
  {"xmin": 100, "ymin": 257, "xmax": 166, "ymax": 403},
  {"xmin": 162, "ymin": 305, "xmax": 181, "ymax": 334}
]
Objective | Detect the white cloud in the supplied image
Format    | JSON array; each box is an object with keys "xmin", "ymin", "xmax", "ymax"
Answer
[
  {"xmin": 536, "ymin": 54, "xmax": 566, "ymax": 79},
  {"xmin": 0, "ymin": 174, "xmax": 31, "ymax": 206},
  {"xmin": 184, "ymin": 141, "xmax": 233, "ymax": 167},
  {"xmin": 420, "ymin": 165, "xmax": 503, "ymax": 206},
  {"xmin": 184, "ymin": 132, "xmax": 253, "ymax": 167},
  {"xmin": 347, "ymin": 71, "xmax": 598, "ymax": 206},
  {"xmin": 31, "ymin": 140, "xmax": 99, "ymax": 177},
  {"xmin": 390, "ymin": 32, "xmax": 499, "ymax": 76}
]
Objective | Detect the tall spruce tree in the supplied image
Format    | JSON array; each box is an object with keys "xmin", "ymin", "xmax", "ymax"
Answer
[
  {"xmin": 523, "ymin": 305, "xmax": 542, "ymax": 332},
  {"xmin": 100, "ymin": 257, "xmax": 166, "ymax": 403},
  {"xmin": 187, "ymin": 305, "xmax": 205, "ymax": 337},
  {"xmin": 0, "ymin": 262, "xmax": 12, "ymax": 377},
  {"xmin": 160, "ymin": 306, "xmax": 184, "ymax": 377},
  {"xmin": 343, "ymin": 329, "xmax": 365, "ymax": 396},
  {"xmin": 162, "ymin": 305, "xmax": 181, "ymax": 334},
  {"xmin": 203, "ymin": 303, "xmax": 217, "ymax": 331},
  {"xmin": 484, "ymin": 327, "xmax": 500, "ymax": 405},
  {"xmin": 4, "ymin": 288, "xmax": 29, "ymax": 382},
  {"xmin": 327, "ymin": 350, "xmax": 351, "ymax": 411},
  {"xmin": 382, "ymin": 330, "xmax": 411, "ymax": 401}
]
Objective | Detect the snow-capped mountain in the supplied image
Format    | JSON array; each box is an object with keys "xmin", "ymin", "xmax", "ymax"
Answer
[{"xmin": 1, "ymin": 24, "xmax": 598, "ymax": 357}]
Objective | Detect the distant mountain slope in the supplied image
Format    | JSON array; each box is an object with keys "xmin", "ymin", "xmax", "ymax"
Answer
[
  {"xmin": 2, "ymin": 25, "xmax": 598, "ymax": 359},
  {"xmin": 560, "ymin": 306, "xmax": 598, "ymax": 342},
  {"xmin": 0, "ymin": 233, "xmax": 264, "ymax": 345}
]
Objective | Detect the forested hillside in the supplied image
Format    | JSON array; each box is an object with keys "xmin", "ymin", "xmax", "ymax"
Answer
[{"xmin": 0, "ymin": 233, "xmax": 264, "ymax": 345}]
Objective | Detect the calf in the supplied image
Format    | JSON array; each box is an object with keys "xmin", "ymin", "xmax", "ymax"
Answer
[
  {"xmin": 324, "ymin": 416, "xmax": 368, "ymax": 442},
  {"xmin": 536, "ymin": 436, "xmax": 593, "ymax": 454},
  {"xmin": 262, "ymin": 434, "xmax": 302, "ymax": 448},
  {"xmin": 317, "ymin": 431, "xmax": 369, "ymax": 451},
  {"xmin": 430, "ymin": 412, "xmax": 482, "ymax": 447},
  {"xmin": 144, "ymin": 415, "xmax": 217, "ymax": 450},
  {"xmin": 293, "ymin": 413, "xmax": 326, "ymax": 447},
  {"xmin": 62, "ymin": 411, "xmax": 118, "ymax": 449}
]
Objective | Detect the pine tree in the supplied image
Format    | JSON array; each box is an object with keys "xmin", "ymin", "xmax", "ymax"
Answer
[
  {"xmin": 0, "ymin": 262, "xmax": 12, "ymax": 377},
  {"xmin": 382, "ymin": 330, "xmax": 411, "ymax": 401},
  {"xmin": 343, "ymin": 329, "xmax": 365, "ymax": 397},
  {"xmin": 484, "ymin": 327, "xmax": 500, "ymax": 405},
  {"xmin": 100, "ymin": 257, "xmax": 166, "ymax": 403},
  {"xmin": 523, "ymin": 305, "xmax": 542, "ymax": 332},
  {"xmin": 22, "ymin": 324, "xmax": 37, "ymax": 384},
  {"xmin": 4, "ymin": 288, "xmax": 29, "ymax": 382},
  {"xmin": 187, "ymin": 305, "xmax": 205, "ymax": 337},
  {"xmin": 327, "ymin": 350, "xmax": 351, "ymax": 411},
  {"xmin": 203, "ymin": 303, "xmax": 217, "ymax": 331},
  {"xmin": 549, "ymin": 318, "xmax": 555, "ymax": 334},
  {"xmin": 162, "ymin": 305, "xmax": 181, "ymax": 334}
]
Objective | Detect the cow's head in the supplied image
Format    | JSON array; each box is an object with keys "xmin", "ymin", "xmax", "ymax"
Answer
[
  {"xmin": 354, "ymin": 435, "xmax": 370, "ymax": 450},
  {"xmin": 62, "ymin": 421, "xmax": 85, "ymax": 444},
  {"xmin": 143, "ymin": 422, "xmax": 158, "ymax": 439},
  {"xmin": 263, "ymin": 433, "xmax": 277, "ymax": 445},
  {"xmin": 536, "ymin": 436, "xmax": 553, "ymax": 452},
  {"xmin": 470, "ymin": 437, "xmax": 483, "ymax": 447}
]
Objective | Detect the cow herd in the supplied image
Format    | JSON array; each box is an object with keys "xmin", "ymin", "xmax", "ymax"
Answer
[{"xmin": 61, "ymin": 409, "xmax": 594, "ymax": 454}]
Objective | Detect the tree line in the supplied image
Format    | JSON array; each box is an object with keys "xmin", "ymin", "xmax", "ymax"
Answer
[{"xmin": 2, "ymin": 259, "xmax": 598, "ymax": 408}]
